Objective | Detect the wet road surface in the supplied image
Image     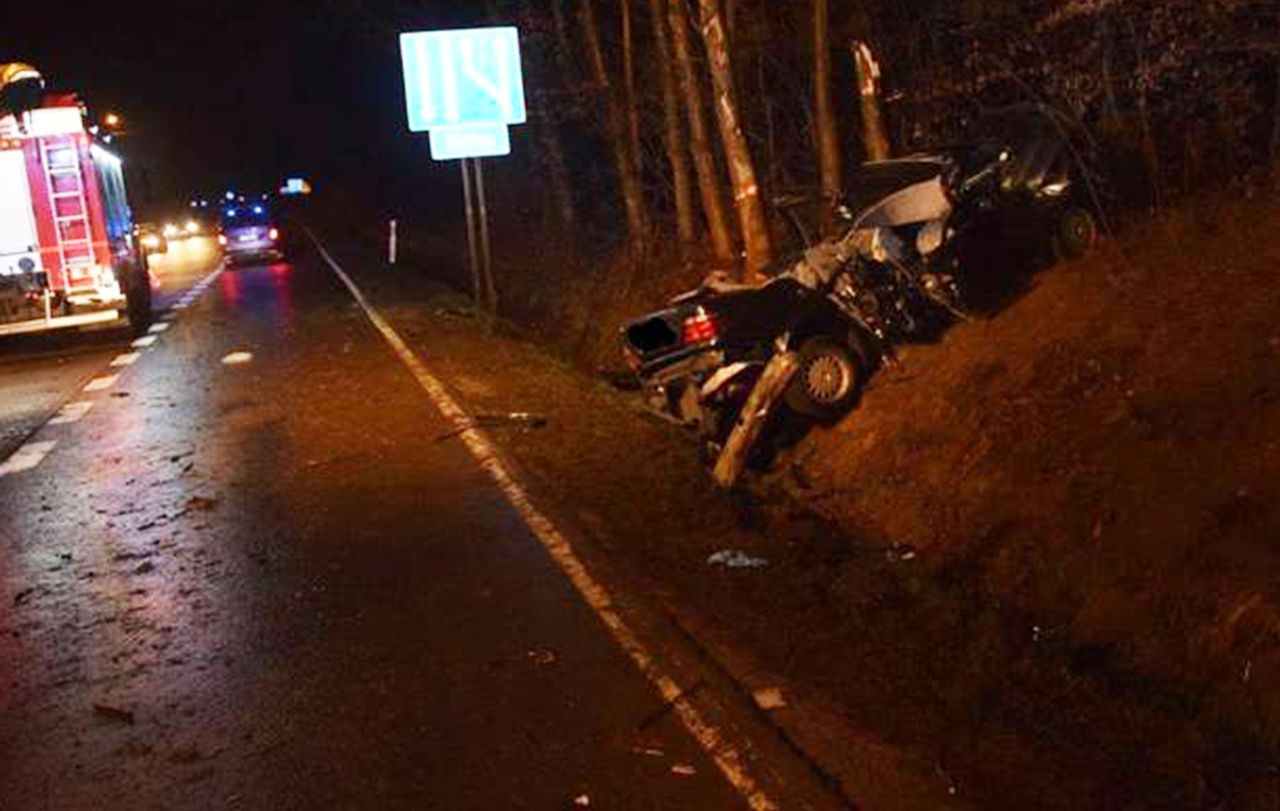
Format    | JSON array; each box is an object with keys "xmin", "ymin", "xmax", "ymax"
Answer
[
  {"xmin": 0, "ymin": 241, "xmax": 754, "ymax": 809},
  {"xmin": 0, "ymin": 238, "xmax": 218, "ymax": 460}
]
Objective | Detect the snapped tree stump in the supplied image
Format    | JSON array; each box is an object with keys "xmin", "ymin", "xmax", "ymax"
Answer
[{"xmin": 712, "ymin": 350, "xmax": 799, "ymax": 489}]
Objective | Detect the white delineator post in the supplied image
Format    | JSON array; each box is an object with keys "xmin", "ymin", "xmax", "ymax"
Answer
[{"xmin": 388, "ymin": 219, "xmax": 398, "ymax": 265}]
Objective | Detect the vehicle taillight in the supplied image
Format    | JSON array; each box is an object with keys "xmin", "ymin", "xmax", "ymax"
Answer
[
  {"xmin": 681, "ymin": 310, "xmax": 719, "ymax": 345},
  {"xmin": 217, "ymin": 234, "xmax": 227, "ymax": 246},
  {"xmin": 268, "ymin": 228, "xmax": 279, "ymax": 241}
]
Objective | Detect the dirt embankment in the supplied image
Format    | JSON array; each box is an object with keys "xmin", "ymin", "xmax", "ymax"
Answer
[
  {"xmin": 786, "ymin": 195, "xmax": 1280, "ymax": 783},
  {"xmin": 318, "ymin": 193, "xmax": 1280, "ymax": 810}
]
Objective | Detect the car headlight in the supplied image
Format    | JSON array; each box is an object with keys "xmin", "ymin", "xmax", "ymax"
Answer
[
  {"xmin": 185, "ymin": 220, "xmax": 200, "ymax": 233},
  {"xmin": 162, "ymin": 224, "xmax": 179, "ymax": 238}
]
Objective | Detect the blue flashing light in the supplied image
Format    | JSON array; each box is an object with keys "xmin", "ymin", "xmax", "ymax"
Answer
[
  {"xmin": 226, "ymin": 208, "xmax": 237, "ymax": 218},
  {"xmin": 253, "ymin": 205, "xmax": 264, "ymax": 215},
  {"xmin": 225, "ymin": 191, "xmax": 236, "ymax": 201}
]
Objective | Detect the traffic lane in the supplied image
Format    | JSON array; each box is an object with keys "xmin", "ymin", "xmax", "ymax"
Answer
[
  {"xmin": 0, "ymin": 250, "xmax": 747, "ymax": 810},
  {"xmin": 148, "ymin": 235, "xmax": 221, "ymax": 310},
  {"xmin": 0, "ymin": 239, "xmax": 222, "ymax": 460}
]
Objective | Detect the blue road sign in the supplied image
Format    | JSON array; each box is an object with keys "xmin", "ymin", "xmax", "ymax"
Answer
[
  {"xmin": 428, "ymin": 124, "xmax": 511, "ymax": 160},
  {"xmin": 400, "ymin": 27, "xmax": 527, "ymax": 133}
]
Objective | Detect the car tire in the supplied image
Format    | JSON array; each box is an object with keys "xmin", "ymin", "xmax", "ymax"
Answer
[
  {"xmin": 1053, "ymin": 206, "xmax": 1098, "ymax": 261},
  {"xmin": 784, "ymin": 337, "xmax": 862, "ymax": 420},
  {"xmin": 122, "ymin": 259, "xmax": 153, "ymax": 332}
]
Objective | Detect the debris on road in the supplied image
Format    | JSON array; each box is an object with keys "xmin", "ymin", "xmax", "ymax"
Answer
[
  {"xmin": 527, "ymin": 649, "xmax": 557, "ymax": 666},
  {"xmin": 572, "ymin": 794, "xmax": 591, "ymax": 807},
  {"xmin": 434, "ymin": 412, "xmax": 548, "ymax": 443},
  {"xmin": 133, "ymin": 561, "xmax": 156, "ymax": 575},
  {"xmin": 706, "ymin": 549, "xmax": 768, "ymax": 569},
  {"xmin": 12, "ymin": 586, "xmax": 36, "ymax": 606},
  {"xmin": 92, "ymin": 703, "xmax": 136, "ymax": 725},
  {"xmin": 886, "ymin": 542, "xmax": 917, "ymax": 562},
  {"xmin": 185, "ymin": 495, "xmax": 218, "ymax": 512},
  {"xmin": 752, "ymin": 686, "xmax": 788, "ymax": 711},
  {"xmin": 630, "ymin": 746, "xmax": 665, "ymax": 758}
]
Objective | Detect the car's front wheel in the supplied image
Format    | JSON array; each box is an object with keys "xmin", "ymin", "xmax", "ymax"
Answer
[{"xmin": 784, "ymin": 337, "xmax": 862, "ymax": 420}]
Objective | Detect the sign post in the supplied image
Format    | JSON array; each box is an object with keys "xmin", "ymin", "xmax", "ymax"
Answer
[{"xmin": 399, "ymin": 27, "xmax": 527, "ymax": 315}]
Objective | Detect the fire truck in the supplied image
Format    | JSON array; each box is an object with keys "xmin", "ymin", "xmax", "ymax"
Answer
[{"xmin": 0, "ymin": 68, "xmax": 151, "ymax": 337}]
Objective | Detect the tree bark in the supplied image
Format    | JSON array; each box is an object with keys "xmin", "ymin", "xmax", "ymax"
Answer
[
  {"xmin": 649, "ymin": 0, "xmax": 696, "ymax": 242},
  {"xmin": 622, "ymin": 0, "xmax": 643, "ymax": 183},
  {"xmin": 669, "ymin": 0, "xmax": 734, "ymax": 261},
  {"xmin": 534, "ymin": 103, "xmax": 577, "ymax": 228},
  {"xmin": 813, "ymin": 0, "xmax": 842, "ymax": 214},
  {"xmin": 698, "ymin": 0, "xmax": 772, "ymax": 278},
  {"xmin": 852, "ymin": 41, "xmax": 891, "ymax": 162},
  {"xmin": 581, "ymin": 0, "xmax": 650, "ymax": 246},
  {"xmin": 712, "ymin": 350, "xmax": 798, "ymax": 489}
]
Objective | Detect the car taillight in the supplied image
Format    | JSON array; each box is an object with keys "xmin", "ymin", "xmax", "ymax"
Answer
[
  {"xmin": 681, "ymin": 310, "xmax": 719, "ymax": 345},
  {"xmin": 268, "ymin": 228, "xmax": 279, "ymax": 241},
  {"xmin": 217, "ymin": 234, "xmax": 227, "ymax": 246}
]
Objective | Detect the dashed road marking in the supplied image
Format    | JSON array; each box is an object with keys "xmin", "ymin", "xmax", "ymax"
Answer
[
  {"xmin": 132, "ymin": 335, "xmax": 158, "ymax": 348},
  {"xmin": 110, "ymin": 352, "xmax": 141, "ymax": 367},
  {"xmin": 48, "ymin": 402, "xmax": 94, "ymax": 425},
  {"xmin": 310, "ymin": 235, "xmax": 782, "ymax": 811},
  {"xmin": 83, "ymin": 375, "xmax": 119, "ymax": 392},
  {"xmin": 0, "ymin": 440, "xmax": 57, "ymax": 477},
  {"xmin": 148, "ymin": 322, "xmax": 170, "ymax": 334}
]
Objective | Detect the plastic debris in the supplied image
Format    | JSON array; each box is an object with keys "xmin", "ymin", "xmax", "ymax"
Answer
[
  {"xmin": 886, "ymin": 542, "xmax": 917, "ymax": 562},
  {"xmin": 527, "ymin": 649, "xmax": 557, "ymax": 666},
  {"xmin": 706, "ymin": 549, "xmax": 768, "ymax": 568},
  {"xmin": 752, "ymin": 686, "xmax": 787, "ymax": 710}
]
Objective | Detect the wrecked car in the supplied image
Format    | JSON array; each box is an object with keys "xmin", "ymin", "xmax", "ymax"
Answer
[{"xmin": 623, "ymin": 105, "xmax": 1100, "ymax": 481}]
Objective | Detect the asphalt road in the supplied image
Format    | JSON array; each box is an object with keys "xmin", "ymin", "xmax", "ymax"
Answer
[
  {"xmin": 0, "ymin": 238, "xmax": 217, "ymax": 460},
  {"xmin": 0, "ymin": 239, "xmax": 759, "ymax": 810}
]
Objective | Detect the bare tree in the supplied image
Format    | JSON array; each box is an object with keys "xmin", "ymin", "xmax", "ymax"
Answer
[
  {"xmin": 669, "ymin": 0, "xmax": 734, "ymax": 260},
  {"xmin": 697, "ymin": 0, "xmax": 772, "ymax": 277},
  {"xmin": 649, "ymin": 0, "xmax": 697, "ymax": 242},
  {"xmin": 852, "ymin": 41, "xmax": 891, "ymax": 162},
  {"xmin": 581, "ymin": 0, "xmax": 651, "ymax": 246},
  {"xmin": 813, "ymin": 0, "xmax": 842, "ymax": 213}
]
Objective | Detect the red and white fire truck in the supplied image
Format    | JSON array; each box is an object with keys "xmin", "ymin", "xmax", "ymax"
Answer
[{"xmin": 0, "ymin": 78, "xmax": 151, "ymax": 337}]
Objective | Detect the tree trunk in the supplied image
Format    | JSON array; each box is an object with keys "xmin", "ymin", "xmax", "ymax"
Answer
[
  {"xmin": 852, "ymin": 41, "xmax": 891, "ymax": 162},
  {"xmin": 534, "ymin": 103, "xmax": 577, "ymax": 228},
  {"xmin": 698, "ymin": 0, "xmax": 772, "ymax": 279},
  {"xmin": 813, "ymin": 0, "xmax": 841, "ymax": 218},
  {"xmin": 622, "ymin": 0, "xmax": 643, "ymax": 182},
  {"xmin": 649, "ymin": 0, "xmax": 696, "ymax": 243},
  {"xmin": 581, "ymin": 0, "xmax": 650, "ymax": 246},
  {"xmin": 1272, "ymin": 58, "xmax": 1280, "ymax": 191},
  {"xmin": 712, "ymin": 350, "xmax": 798, "ymax": 489},
  {"xmin": 669, "ymin": 0, "xmax": 734, "ymax": 261}
]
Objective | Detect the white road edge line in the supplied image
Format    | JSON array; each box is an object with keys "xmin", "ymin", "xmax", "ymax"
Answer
[
  {"xmin": 48, "ymin": 401, "xmax": 94, "ymax": 425},
  {"xmin": 0, "ymin": 440, "xmax": 57, "ymax": 477},
  {"xmin": 309, "ymin": 235, "xmax": 781, "ymax": 811},
  {"xmin": 83, "ymin": 374, "xmax": 119, "ymax": 392}
]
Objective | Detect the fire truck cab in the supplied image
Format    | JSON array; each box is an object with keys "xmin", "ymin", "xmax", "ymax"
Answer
[{"xmin": 0, "ymin": 88, "xmax": 151, "ymax": 336}]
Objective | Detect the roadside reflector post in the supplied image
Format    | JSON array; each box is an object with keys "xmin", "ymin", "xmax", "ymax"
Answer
[{"xmin": 388, "ymin": 219, "xmax": 398, "ymax": 266}]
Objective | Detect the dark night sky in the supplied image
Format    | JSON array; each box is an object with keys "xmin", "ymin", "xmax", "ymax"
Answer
[{"xmin": 2, "ymin": 1, "xmax": 494, "ymax": 215}]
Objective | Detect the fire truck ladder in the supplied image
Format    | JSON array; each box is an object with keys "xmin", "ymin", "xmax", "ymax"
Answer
[{"xmin": 39, "ymin": 139, "xmax": 95, "ymax": 289}]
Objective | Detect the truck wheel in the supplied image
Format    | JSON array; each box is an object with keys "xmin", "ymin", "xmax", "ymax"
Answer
[
  {"xmin": 784, "ymin": 337, "xmax": 862, "ymax": 421},
  {"xmin": 122, "ymin": 261, "xmax": 153, "ymax": 331},
  {"xmin": 1053, "ymin": 207, "xmax": 1098, "ymax": 261}
]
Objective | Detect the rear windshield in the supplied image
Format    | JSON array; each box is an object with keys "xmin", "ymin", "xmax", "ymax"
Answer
[{"xmin": 220, "ymin": 206, "xmax": 272, "ymax": 227}]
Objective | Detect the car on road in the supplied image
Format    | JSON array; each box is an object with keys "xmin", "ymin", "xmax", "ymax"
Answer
[
  {"xmin": 134, "ymin": 223, "xmax": 168, "ymax": 255},
  {"xmin": 217, "ymin": 204, "xmax": 282, "ymax": 266}
]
